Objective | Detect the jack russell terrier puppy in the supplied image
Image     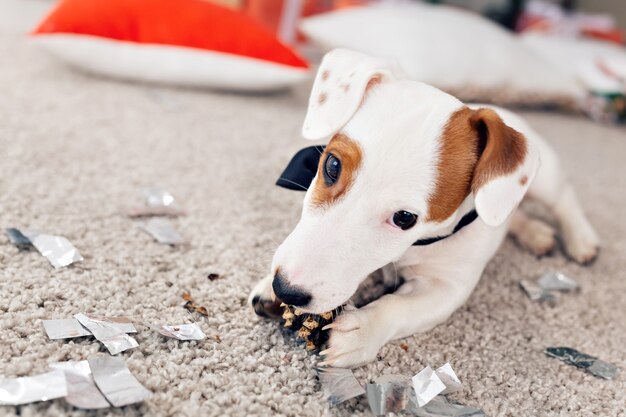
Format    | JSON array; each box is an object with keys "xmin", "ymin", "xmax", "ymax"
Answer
[{"xmin": 249, "ymin": 49, "xmax": 599, "ymax": 368}]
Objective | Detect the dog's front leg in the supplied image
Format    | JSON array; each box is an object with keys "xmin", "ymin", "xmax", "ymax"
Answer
[{"xmin": 321, "ymin": 270, "xmax": 480, "ymax": 368}]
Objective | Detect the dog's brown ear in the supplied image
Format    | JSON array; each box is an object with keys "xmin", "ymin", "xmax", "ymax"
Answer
[
  {"xmin": 470, "ymin": 108, "xmax": 540, "ymax": 226},
  {"xmin": 302, "ymin": 48, "xmax": 404, "ymax": 141}
]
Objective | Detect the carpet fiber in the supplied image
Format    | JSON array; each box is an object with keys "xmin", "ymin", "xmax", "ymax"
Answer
[{"xmin": 0, "ymin": 2, "xmax": 625, "ymax": 416}]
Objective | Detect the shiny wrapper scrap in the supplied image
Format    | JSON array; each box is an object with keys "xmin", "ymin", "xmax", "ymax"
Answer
[
  {"xmin": 88, "ymin": 356, "xmax": 152, "ymax": 407},
  {"xmin": 519, "ymin": 279, "xmax": 555, "ymax": 303},
  {"xmin": 412, "ymin": 366, "xmax": 447, "ymax": 407},
  {"xmin": 43, "ymin": 318, "xmax": 92, "ymax": 339},
  {"xmin": 74, "ymin": 313, "xmax": 138, "ymax": 355},
  {"xmin": 537, "ymin": 271, "xmax": 579, "ymax": 292},
  {"xmin": 520, "ymin": 271, "xmax": 579, "ymax": 303},
  {"xmin": 142, "ymin": 187, "xmax": 176, "ymax": 208},
  {"xmin": 140, "ymin": 218, "xmax": 186, "ymax": 245},
  {"xmin": 366, "ymin": 374, "xmax": 413, "ymax": 416},
  {"xmin": 22, "ymin": 230, "xmax": 83, "ymax": 268},
  {"xmin": 436, "ymin": 363, "xmax": 462, "ymax": 395},
  {"xmin": 412, "ymin": 395, "xmax": 486, "ymax": 417},
  {"xmin": 5, "ymin": 227, "xmax": 32, "ymax": 250},
  {"xmin": 156, "ymin": 323, "xmax": 206, "ymax": 341},
  {"xmin": 545, "ymin": 347, "xmax": 619, "ymax": 380},
  {"xmin": 0, "ymin": 369, "xmax": 67, "ymax": 406},
  {"xmin": 126, "ymin": 187, "xmax": 185, "ymax": 217},
  {"xmin": 317, "ymin": 367, "xmax": 365, "ymax": 407},
  {"xmin": 50, "ymin": 361, "xmax": 110, "ymax": 409}
]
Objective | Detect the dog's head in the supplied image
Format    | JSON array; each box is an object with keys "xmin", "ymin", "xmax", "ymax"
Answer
[{"xmin": 272, "ymin": 49, "xmax": 540, "ymax": 313}]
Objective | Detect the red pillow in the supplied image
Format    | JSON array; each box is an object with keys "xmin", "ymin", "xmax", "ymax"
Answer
[{"xmin": 32, "ymin": 0, "xmax": 310, "ymax": 91}]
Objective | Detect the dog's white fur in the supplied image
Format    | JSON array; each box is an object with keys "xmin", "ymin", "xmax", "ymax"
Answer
[{"xmin": 249, "ymin": 49, "xmax": 599, "ymax": 368}]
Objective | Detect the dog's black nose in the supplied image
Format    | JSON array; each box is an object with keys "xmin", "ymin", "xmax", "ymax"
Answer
[{"xmin": 272, "ymin": 271, "xmax": 312, "ymax": 307}]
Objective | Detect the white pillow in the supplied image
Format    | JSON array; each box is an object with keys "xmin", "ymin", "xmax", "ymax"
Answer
[
  {"xmin": 521, "ymin": 33, "xmax": 626, "ymax": 94},
  {"xmin": 32, "ymin": 34, "xmax": 309, "ymax": 92},
  {"xmin": 300, "ymin": 3, "xmax": 585, "ymax": 106}
]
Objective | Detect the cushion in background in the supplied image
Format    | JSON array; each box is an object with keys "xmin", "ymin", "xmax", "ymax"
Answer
[
  {"xmin": 31, "ymin": 0, "xmax": 310, "ymax": 91},
  {"xmin": 300, "ymin": 3, "xmax": 586, "ymax": 108},
  {"xmin": 521, "ymin": 33, "xmax": 626, "ymax": 94}
]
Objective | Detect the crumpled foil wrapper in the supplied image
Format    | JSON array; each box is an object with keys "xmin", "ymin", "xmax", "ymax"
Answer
[
  {"xmin": 125, "ymin": 187, "xmax": 186, "ymax": 218},
  {"xmin": 43, "ymin": 318, "xmax": 92, "ymax": 339},
  {"xmin": 155, "ymin": 323, "xmax": 206, "ymax": 341},
  {"xmin": 537, "ymin": 272, "xmax": 579, "ymax": 292},
  {"xmin": 14, "ymin": 229, "xmax": 83, "ymax": 268},
  {"xmin": 44, "ymin": 316, "xmax": 136, "ymax": 340},
  {"xmin": 519, "ymin": 279, "xmax": 556, "ymax": 303},
  {"xmin": 318, "ymin": 365, "xmax": 482, "ymax": 416},
  {"xmin": 140, "ymin": 218, "xmax": 186, "ymax": 245},
  {"xmin": 143, "ymin": 187, "xmax": 176, "ymax": 208},
  {"xmin": 5, "ymin": 228, "xmax": 32, "ymax": 250},
  {"xmin": 520, "ymin": 271, "xmax": 579, "ymax": 303},
  {"xmin": 412, "ymin": 366, "xmax": 447, "ymax": 407},
  {"xmin": 412, "ymin": 395, "xmax": 486, "ymax": 417},
  {"xmin": 366, "ymin": 374, "xmax": 413, "ymax": 415},
  {"xmin": 317, "ymin": 367, "xmax": 365, "ymax": 407},
  {"xmin": 74, "ymin": 313, "xmax": 138, "ymax": 355},
  {"xmin": 0, "ymin": 369, "xmax": 67, "ymax": 406},
  {"xmin": 545, "ymin": 347, "xmax": 619, "ymax": 380},
  {"xmin": 88, "ymin": 356, "xmax": 152, "ymax": 407},
  {"xmin": 50, "ymin": 361, "xmax": 110, "ymax": 409},
  {"xmin": 436, "ymin": 363, "xmax": 462, "ymax": 395}
]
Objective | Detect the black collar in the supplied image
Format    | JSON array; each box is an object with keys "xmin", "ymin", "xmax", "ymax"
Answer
[
  {"xmin": 412, "ymin": 209, "xmax": 478, "ymax": 246},
  {"xmin": 276, "ymin": 146, "xmax": 479, "ymax": 246}
]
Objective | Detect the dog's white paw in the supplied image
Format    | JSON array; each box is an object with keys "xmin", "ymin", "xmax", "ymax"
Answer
[
  {"xmin": 519, "ymin": 218, "xmax": 557, "ymax": 257},
  {"xmin": 561, "ymin": 222, "xmax": 600, "ymax": 265},
  {"xmin": 510, "ymin": 214, "xmax": 557, "ymax": 257},
  {"xmin": 319, "ymin": 308, "xmax": 385, "ymax": 368}
]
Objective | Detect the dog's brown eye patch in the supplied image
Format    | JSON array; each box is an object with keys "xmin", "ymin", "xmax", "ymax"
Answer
[{"xmin": 310, "ymin": 134, "xmax": 362, "ymax": 208}]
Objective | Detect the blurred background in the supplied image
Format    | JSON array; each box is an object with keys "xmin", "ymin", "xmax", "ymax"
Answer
[{"xmin": 3, "ymin": 0, "xmax": 625, "ymax": 124}]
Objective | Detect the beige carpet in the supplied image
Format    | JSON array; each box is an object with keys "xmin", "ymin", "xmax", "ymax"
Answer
[{"xmin": 1, "ymin": 2, "xmax": 625, "ymax": 416}]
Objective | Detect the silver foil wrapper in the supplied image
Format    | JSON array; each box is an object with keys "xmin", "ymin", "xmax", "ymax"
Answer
[
  {"xmin": 412, "ymin": 395, "xmax": 486, "ymax": 417},
  {"xmin": 22, "ymin": 230, "xmax": 83, "ymax": 268},
  {"xmin": 74, "ymin": 313, "xmax": 138, "ymax": 355},
  {"xmin": 142, "ymin": 187, "xmax": 176, "ymax": 208},
  {"xmin": 520, "ymin": 271, "xmax": 579, "ymax": 303},
  {"xmin": 156, "ymin": 323, "xmax": 206, "ymax": 341},
  {"xmin": 126, "ymin": 187, "xmax": 185, "ymax": 217},
  {"xmin": 545, "ymin": 347, "xmax": 619, "ymax": 380},
  {"xmin": 366, "ymin": 374, "xmax": 413, "ymax": 415},
  {"xmin": 537, "ymin": 272, "xmax": 579, "ymax": 292},
  {"xmin": 5, "ymin": 227, "xmax": 32, "ymax": 250},
  {"xmin": 519, "ymin": 280, "xmax": 556, "ymax": 303},
  {"xmin": 140, "ymin": 218, "xmax": 186, "ymax": 245},
  {"xmin": 88, "ymin": 356, "xmax": 152, "ymax": 407},
  {"xmin": 50, "ymin": 361, "xmax": 110, "ymax": 409},
  {"xmin": 436, "ymin": 363, "xmax": 462, "ymax": 395},
  {"xmin": 0, "ymin": 369, "xmax": 67, "ymax": 406},
  {"xmin": 412, "ymin": 366, "xmax": 447, "ymax": 407},
  {"xmin": 317, "ymin": 367, "xmax": 365, "ymax": 407},
  {"xmin": 43, "ymin": 318, "xmax": 92, "ymax": 339}
]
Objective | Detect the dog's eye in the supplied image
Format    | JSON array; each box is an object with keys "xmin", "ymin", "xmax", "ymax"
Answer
[
  {"xmin": 390, "ymin": 211, "xmax": 418, "ymax": 230},
  {"xmin": 323, "ymin": 153, "xmax": 341, "ymax": 185}
]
